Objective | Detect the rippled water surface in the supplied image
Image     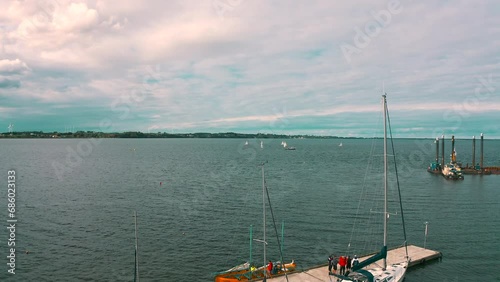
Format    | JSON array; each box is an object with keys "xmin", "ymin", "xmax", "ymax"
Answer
[{"xmin": 0, "ymin": 138, "xmax": 499, "ymax": 281}]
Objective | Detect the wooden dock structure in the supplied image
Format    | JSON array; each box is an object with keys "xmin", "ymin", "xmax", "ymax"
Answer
[{"xmin": 254, "ymin": 245, "xmax": 441, "ymax": 282}]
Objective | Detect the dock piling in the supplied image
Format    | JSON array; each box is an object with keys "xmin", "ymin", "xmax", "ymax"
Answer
[
  {"xmin": 441, "ymin": 135, "xmax": 445, "ymax": 168},
  {"xmin": 480, "ymin": 133, "xmax": 484, "ymax": 171},
  {"xmin": 435, "ymin": 138, "xmax": 439, "ymax": 165},
  {"xmin": 424, "ymin": 222, "xmax": 429, "ymax": 249},
  {"xmin": 472, "ymin": 136, "xmax": 476, "ymax": 168}
]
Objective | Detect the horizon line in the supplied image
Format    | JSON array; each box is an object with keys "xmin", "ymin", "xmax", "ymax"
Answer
[{"xmin": 0, "ymin": 131, "xmax": 497, "ymax": 140}]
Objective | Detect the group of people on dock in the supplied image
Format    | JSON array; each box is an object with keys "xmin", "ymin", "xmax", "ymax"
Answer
[
  {"xmin": 265, "ymin": 260, "xmax": 283, "ymax": 276},
  {"xmin": 328, "ymin": 254, "xmax": 359, "ymax": 275}
]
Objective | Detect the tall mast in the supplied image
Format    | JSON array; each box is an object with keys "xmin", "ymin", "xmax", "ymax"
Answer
[
  {"xmin": 134, "ymin": 211, "xmax": 140, "ymax": 282},
  {"xmin": 280, "ymin": 221, "xmax": 284, "ymax": 255},
  {"xmin": 441, "ymin": 134, "xmax": 445, "ymax": 168},
  {"xmin": 262, "ymin": 164, "xmax": 266, "ymax": 277},
  {"xmin": 480, "ymin": 133, "xmax": 484, "ymax": 171},
  {"xmin": 249, "ymin": 225, "xmax": 253, "ymax": 266},
  {"xmin": 435, "ymin": 137, "xmax": 439, "ymax": 164},
  {"xmin": 472, "ymin": 136, "xmax": 476, "ymax": 168},
  {"xmin": 451, "ymin": 135, "xmax": 455, "ymax": 163},
  {"xmin": 382, "ymin": 94, "xmax": 388, "ymax": 270}
]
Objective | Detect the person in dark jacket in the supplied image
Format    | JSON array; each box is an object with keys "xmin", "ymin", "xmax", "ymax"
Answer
[
  {"xmin": 328, "ymin": 255, "xmax": 334, "ymax": 274},
  {"xmin": 332, "ymin": 255, "xmax": 338, "ymax": 274}
]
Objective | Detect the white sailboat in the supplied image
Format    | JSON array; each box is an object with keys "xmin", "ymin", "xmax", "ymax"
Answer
[
  {"xmin": 339, "ymin": 142, "xmax": 343, "ymax": 147},
  {"xmin": 335, "ymin": 95, "xmax": 409, "ymax": 282},
  {"xmin": 282, "ymin": 141, "xmax": 296, "ymax": 150},
  {"xmin": 260, "ymin": 141, "xmax": 264, "ymax": 149}
]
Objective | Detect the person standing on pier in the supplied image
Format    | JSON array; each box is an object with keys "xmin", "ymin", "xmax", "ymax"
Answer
[
  {"xmin": 346, "ymin": 255, "xmax": 352, "ymax": 271},
  {"xmin": 339, "ymin": 255, "xmax": 347, "ymax": 275},
  {"xmin": 332, "ymin": 255, "xmax": 338, "ymax": 274},
  {"xmin": 266, "ymin": 260, "xmax": 273, "ymax": 277},
  {"xmin": 328, "ymin": 255, "xmax": 334, "ymax": 274},
  {"xmin": 352, "ymin": 255, "xmax": 359, "ymax": 267}
]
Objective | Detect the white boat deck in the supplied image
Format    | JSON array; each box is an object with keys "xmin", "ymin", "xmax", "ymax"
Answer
[{"xmin": 253, "ymin": 245, "xmax": 441, "ymax": 282}]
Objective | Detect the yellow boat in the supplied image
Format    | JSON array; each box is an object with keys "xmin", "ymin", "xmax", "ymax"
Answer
[{"xmin": 214, "ymin": 261, "xmax": 296, "ymax": 282}]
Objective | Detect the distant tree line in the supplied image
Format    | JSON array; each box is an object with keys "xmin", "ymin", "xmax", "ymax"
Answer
[{"xmin": 0, "ymin": 131, "xmax": 357, "ymax": 139}]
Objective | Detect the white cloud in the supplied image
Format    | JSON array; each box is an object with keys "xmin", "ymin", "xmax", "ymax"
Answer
[
  {"xmin": 52, "ymin": 2, "xmax": 99, "ymax": 32},
  {"xmin": 0, "ymin": 0, "xmax": 498, "ymax": 136},
  {"xmin": 0, "ymin": 58, "xmax": 30, "ymax": 75}
]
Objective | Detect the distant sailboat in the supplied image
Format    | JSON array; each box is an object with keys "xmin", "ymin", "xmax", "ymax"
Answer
[
  {"xmin": 282, "ymin": 141, "xmax": 296, "ymax": 150},
  {"xmin": 260, "ymin": 141, "xmax": 264, "ymax": 149},
  {"xmin": 245, "ymin": 141, "xmax": 249, "ymax": 146},
  {"xmin": 339, "ymin": 142, "xmax": 343, "ymax": 147}
]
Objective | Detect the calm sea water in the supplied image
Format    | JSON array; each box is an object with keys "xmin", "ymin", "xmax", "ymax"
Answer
[{"xmin": 0, "ymin": 138, "xmax": 499, "ymax": 281}]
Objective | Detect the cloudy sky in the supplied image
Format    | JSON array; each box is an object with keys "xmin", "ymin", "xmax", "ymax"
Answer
[{"xmin": 0, "ymin": 0, "xmax": 499, "ymax": 137}]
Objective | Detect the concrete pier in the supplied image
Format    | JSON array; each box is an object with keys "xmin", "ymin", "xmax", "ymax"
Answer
[{"xmin": 254, "ymin": 245, "xmax": 441, "ymax": 282}]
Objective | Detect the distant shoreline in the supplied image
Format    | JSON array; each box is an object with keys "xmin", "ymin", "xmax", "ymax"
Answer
[
  {"xmin": 0, "ymin": 131, "xmax": 358, "ymax": 139},
  {"xmin": 1, "ymin": 131, "xmax": 492, "ymax": 139}
]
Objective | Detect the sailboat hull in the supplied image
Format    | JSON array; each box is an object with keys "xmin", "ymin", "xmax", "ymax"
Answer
[
  {"xmin": 214, "ymin": 261, "xmax": 296, "ymax": 282},
  {"xmin": 338, "ymin": 262, "xmax": 407, "ymax": 282},
  {"xmin": 366, "ymin": 262, "xmax": 407, "ymax": 282}
]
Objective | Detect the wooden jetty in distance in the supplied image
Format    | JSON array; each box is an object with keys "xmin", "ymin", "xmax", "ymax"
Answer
[{"xmin": 253, "ymin": 245, "xmax": 441, "ymax": 282}]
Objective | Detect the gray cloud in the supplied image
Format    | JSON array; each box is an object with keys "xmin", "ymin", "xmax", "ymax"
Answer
[
  {"xmin": 0, "ymin": 0, "xmax": 499, "ymax": 137},
  {"xmin": 0, "ymin": 78, "xmax": 21, "ymax": 88}
]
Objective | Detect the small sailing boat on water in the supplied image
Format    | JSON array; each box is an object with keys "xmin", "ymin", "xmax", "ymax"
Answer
[
  {"xmin": 282, "ymin": 141, "xmax": 296, "ymax": 150},
  {"xmin": 339, "ymin": 142, "xmax": 343, "ymax": 147},
  {"xmin": 333, "ymin": 94, "xmax": 409, "ymax": 282},
  {"xmin": 260, "ymin": 141, "xmax": 264, "ymax": 149},
  {"xmin": 213, "ymin": 164, "xmax": 296, "ymax": 282}
]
